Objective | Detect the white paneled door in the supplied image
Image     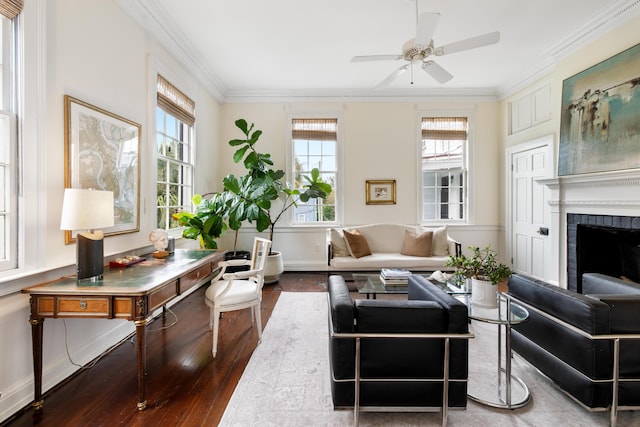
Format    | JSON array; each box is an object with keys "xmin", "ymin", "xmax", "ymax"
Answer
[{"xmin": 509, "ymin": 138, "xmax": 553, "ymax": 279}]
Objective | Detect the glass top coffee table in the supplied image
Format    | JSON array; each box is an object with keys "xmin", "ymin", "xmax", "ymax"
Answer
[{"xmin": 352, "ymin": 273, "xmax": 471, "ymax": 300}]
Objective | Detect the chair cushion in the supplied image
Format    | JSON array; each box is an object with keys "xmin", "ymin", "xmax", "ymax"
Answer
[
  {"xmin": 343, "ymin": 229, "xmax": 372, "ymax": 258},
  {"xmin": 205, "ymin": 279, "xmax": 260, "ymax": 306},
  {"xmin": 401, "ymin": 229, "xmax": 433, "ymax": 257}
]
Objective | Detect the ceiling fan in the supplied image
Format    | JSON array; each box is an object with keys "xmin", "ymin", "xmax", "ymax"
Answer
[{"xmin": 351, "ymin": 10, "xmax": 500, "ymax": 88}]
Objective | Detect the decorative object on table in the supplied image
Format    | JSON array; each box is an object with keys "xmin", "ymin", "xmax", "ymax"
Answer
[
  {"xmin": 60, "ymin": 188, "xmax": 115, "ymax": 281},
  {"xmin": 64, "ymin": 95, "xmax": 141, "ymax": 244},
  {"xmin": 365, "ymin": 179, "xmax": 396, "ymax": 205},
  {"xmin": 149, "ymin": 229, "xmax": 170, "ymax": 258},
  {"xmin": 446, "ymin": 245, "xmax": 512, "ymax": 308},
  {"xmin": 109, "ymin": 255, "xmax": 144, "ymax": 268},
  {"xmin": 558, "ymin": 42, "xmax": 640, "ymax": 176}
]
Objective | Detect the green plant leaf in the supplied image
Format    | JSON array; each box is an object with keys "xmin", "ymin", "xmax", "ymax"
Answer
[
  {"xmin": 233, "ymin": 146, "xmax": 249, "ymax": 163},
  {"xmin": 235, "ymin": 118, "xmax": 249, "ymax": 135}
]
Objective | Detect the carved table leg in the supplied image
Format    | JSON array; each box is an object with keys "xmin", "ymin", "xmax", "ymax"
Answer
[
  {"xmin": 135, "ymin": 318, "xmax": 148, "ymax": 410},
  {"xmin": 29, "ymin": 317, "xmax": 45, "ymax": 411}
]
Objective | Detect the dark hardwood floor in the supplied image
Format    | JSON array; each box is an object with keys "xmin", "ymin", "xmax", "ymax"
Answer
[{"xmin": 4, "ymin": 272, "xmax": 329, "ymax": 427}]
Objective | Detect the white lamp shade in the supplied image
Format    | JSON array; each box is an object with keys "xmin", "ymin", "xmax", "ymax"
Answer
[{"xmin": 60, "ymin": 188, "xmax": 115, "ymax": 231}]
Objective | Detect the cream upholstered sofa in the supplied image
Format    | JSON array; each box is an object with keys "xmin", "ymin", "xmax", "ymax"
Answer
[{"xmin": 326, "ymin": 223, "xmax": 461, "ymax": 272}]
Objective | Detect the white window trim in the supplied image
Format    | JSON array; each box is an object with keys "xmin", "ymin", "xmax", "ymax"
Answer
[
  {"xmin": 416, "ymin": 109, "xmax": 475, "ymax": 225},
  {"xmin": 286, "ymin": 111, "xmax": 343, "ymax": 227},
  {"xmin": 147, "ymin": 57, "xmax": 197, "ymax": 238}
]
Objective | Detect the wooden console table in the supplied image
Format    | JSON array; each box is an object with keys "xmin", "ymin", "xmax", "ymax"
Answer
[{"xmin": 22, "ymin": 249, "xmax": 224, "ymax": 412}]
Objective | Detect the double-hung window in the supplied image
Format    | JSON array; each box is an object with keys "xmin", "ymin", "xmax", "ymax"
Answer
[
  {"xmin": 421, "ymin": 116, "xmax": 468, "ymax": 221},
  {"xmin": 291, "ymin": 118, "xmax": 337, "ymax": 223},
  {"xmin": 0, "ymin": 1, "xmax": 22, "ymax": 272},
  {"xmin": 155, "ymin": 75, "xmax": 195, "ymax": 230}
]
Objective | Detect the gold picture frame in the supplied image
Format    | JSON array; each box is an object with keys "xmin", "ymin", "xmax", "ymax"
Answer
[
  {"xmin": 64, "ymin": 95, "xmax": 141, "ymax": 244},
  {"xmin": 366, "ymin": 180, "xmax": 396, "ymax": 205}
]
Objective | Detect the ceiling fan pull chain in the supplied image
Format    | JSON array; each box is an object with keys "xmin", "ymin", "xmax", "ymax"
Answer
[{"xmin": 410, "ymin": 61, "xmax": 414, "ymax": 85}]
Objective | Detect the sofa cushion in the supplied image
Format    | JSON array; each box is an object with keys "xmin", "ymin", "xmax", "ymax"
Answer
[
  {"xmin": 344, "ymin": 229, "xmax": 372, "ymax": 258},
  {"xmin": 330, "ymin": 253, "xmax": 451, "ymax": 270},
  {"xmin": 329, "ymin": 228, "xmax": 350, "ymax": 257},
  {"xmin": 430, "ymin": 225, "xmax": 449, "ymax": 256},
  {"xmin": 401, "ymin": 229, "xmax": 432, "ymax": 257}
]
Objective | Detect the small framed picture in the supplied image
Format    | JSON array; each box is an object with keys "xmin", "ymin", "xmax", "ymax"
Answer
[{"xmin": 366, "ymin": 180, "xmax": 396, "ymax": 205}]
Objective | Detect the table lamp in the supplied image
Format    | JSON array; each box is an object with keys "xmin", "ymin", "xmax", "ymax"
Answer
[{"xmin": 60, "ymin": 188, "xmax": 115, "ymax": 281}]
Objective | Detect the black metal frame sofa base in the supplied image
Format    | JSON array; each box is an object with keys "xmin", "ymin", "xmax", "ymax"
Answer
[
  {"xmin": 327, "ymin": 274, "xmax": 473, "ymax": 426},
  {"xmin": 507, "ymin": 273, "xmax": 640, "ymax": 426}
]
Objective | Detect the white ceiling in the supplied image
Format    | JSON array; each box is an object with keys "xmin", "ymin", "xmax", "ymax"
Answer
[{"xmin": 120, "ymin": 0, "xmax": 640, "ymax": 101}]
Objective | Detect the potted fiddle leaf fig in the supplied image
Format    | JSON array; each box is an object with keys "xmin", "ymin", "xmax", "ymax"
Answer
[
  {"xmin": 446, "ymin": 245, "xmax": 512, "ymax": 308},
  {"xmin": 223, "ymin": 118, "xmax": 333, "ymax": 282}
]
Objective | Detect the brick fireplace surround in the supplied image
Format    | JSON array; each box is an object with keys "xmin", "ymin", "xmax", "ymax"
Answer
[{"xmin": 539, "ymin": 168, "xmax": 640, "ymax": 288}]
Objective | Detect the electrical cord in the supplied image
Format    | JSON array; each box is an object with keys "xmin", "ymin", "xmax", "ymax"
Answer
[{"xmin": 63, "ymin": 305, "xmax": 179, "ymax": 368}]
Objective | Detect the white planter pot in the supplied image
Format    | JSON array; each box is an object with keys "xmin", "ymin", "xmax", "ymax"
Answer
[
  {"xmin": 471, "ymin": 278, "xmax": 498, "ymax": 308},
  {"xmin": 264, "ymin": 251, "xmax": 284, "ymax": 284}
]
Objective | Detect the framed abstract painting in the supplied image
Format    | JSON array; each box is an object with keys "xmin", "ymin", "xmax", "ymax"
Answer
[{"xmin": 558, "ymin": 43, "xmax": 640, "ymax": 176}]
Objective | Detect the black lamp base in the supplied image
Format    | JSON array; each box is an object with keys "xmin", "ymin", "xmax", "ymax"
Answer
[{"xmin": 76, "ymin": 232, "xmax": 104, "ymax": 281}]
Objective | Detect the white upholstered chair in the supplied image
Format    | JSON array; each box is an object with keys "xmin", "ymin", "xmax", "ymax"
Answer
[{"xmin": 204, "ymin": 237, "xmax": 272, "ymax": 358}]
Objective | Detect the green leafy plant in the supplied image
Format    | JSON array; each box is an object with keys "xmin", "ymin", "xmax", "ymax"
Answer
[
  {"xmin": 446, "ymin": 245, "xmax": 512, "ymax": 285},
  {"xmin": 173, "ymin": 119, "xmax": 332, "ymax": 253},
  {"xmin": 222, "ymin": 119, "xmax": 332, "ymax": 251},
  {"xmin": 172, "ymin": 193, "xmax": 230, "ymax": 249}
]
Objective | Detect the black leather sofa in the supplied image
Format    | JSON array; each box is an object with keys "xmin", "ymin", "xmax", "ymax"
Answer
[
  {"xmin": 327, "ymin": 274, "xmax": 471, "ymax": 421},
  {"xmin": 507, "ymin": 273, "xmax": 640, "ymax": 418}
]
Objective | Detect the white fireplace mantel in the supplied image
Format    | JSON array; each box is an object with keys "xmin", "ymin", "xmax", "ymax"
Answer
[{"xmin": 536, "ymin": 169, "xmax": 640, "ymax": 287}]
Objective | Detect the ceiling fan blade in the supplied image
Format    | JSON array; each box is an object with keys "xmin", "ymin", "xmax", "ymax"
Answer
[
  {"xmin": 435, "ymin": 31, "xmax": 500, "ymax": 56},
  {"xmin": 351, "ymin": 54, "xmax": 402, "ymax": 62},
  {"xmin": 422, "ymin": 61, "xmax": 453, "ymax": 84},
  {"xmin": 375, "ymin": 64, "xmax": 409, "ymax": 89},
  {"xmin": 415, "ymin": 12, "xmax": 440, "ymax": 46}
]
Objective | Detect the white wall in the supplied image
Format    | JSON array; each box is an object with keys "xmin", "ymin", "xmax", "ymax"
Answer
[
  {"xmin": 0, "ymin": 0, "xmax": 221, "ymax": 421},
  {"xmin": 217, "ymin": 101, "xmax": 503, "ymax": 268},
  {"xmin": 499, "ymin": 13, "xmax": 640, "ymax": 285}
]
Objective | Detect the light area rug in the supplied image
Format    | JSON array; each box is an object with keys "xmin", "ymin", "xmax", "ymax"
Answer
[{"xmin": 220, "ymin": 292, "xmax": 640, "ymax": 426}]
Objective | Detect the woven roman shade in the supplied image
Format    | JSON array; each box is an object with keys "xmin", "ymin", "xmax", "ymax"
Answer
[
  {"xmin": 422, "ymin": 117, "xmax": 468, "ymax": 140},
  {"xmin": 0, "ymin": 0, "xmax": 22, "ymax": 19},
  {"xmin": 157, "ymin": 75, "xmax": 195, "ymax": 126},
  {"xmin": 292, "ymin": 118, "xmax": 337, "ymax": 141}
]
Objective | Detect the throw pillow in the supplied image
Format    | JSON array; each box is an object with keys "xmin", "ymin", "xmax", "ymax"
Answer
[
  {"xmin": 401, "ymin": 229, "xmax": 433, "ymax": 257},
  {"xmin": 431, "ymin": 225, "xmax": 449, "ymax": 256},
  {"xmin": 343, "ymin": 229, "xmax": 372, "ymax": 258},
  {"xmin": 330, "ymin": 228, "xmax": 350, "ymax": 257}
]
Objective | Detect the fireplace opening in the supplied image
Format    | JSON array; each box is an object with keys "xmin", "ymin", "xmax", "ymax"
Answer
[
  {"xmin": 577, "ymin": 225, "xmax": 640, "ymax": 291},
  {"xmin": 567, "ymin": 214, "xmax": 640, "ymax": 292}
]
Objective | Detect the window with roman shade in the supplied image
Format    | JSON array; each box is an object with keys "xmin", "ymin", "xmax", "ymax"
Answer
[
  {"xmin": 156, "ymin": 75, "xmax": 195, "ymax": 230},
  {"xmin": 291, "ymin": 118, "xmax": 337, "ymax": 223},
  {"xmin": 421, "ymin": 116, "xmax": 468, "ymax": 221}
]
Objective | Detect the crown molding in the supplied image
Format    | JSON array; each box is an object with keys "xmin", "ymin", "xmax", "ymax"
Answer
[
  {"xmin": 222, "ymin": 87, "xmax": 498, "ymax": 104},
  {"xmin": 497, "ymin": 0, "xmax": 640, "ymax": 100},
  {"xmin": 115, "ymin": 0, "xmax": 227, "ymax": 102}
]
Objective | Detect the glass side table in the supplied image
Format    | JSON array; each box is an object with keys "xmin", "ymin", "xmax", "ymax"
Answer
[{"xmin": 467, "ymin": 292, "xmax": 531, "ymax": 409}]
